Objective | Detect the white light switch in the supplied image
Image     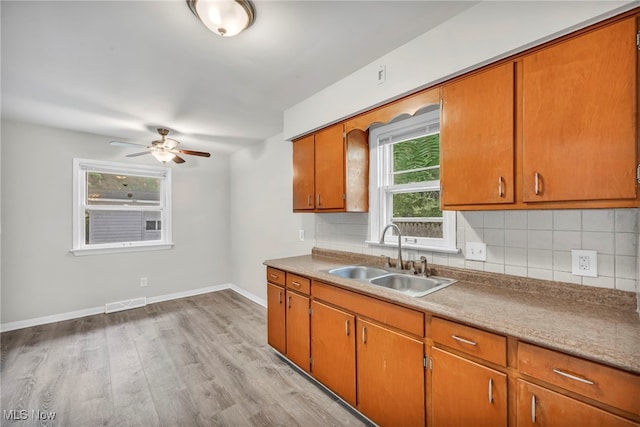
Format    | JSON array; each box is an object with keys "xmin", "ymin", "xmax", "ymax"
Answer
[
  {"xmin": 571, "ymin": 250, "xmax": 598, "ymax": 277},
  {"xmin": 465, "ymin": 242, "xmax": 487, "ymax": 261}
]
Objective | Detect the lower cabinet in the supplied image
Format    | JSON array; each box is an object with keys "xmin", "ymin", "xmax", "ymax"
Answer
[
  {"xmin": 357, "ymin": 318, "xmax": 425, "ymax": 427},
  {"xmin": 431, "ymin": 347, "xmax": 507, "ymax": 427},
  {"xmin": 266, "ymin": 282, "xmax": 286, "ymax": 354},
  {"xmin": 265, "ymin": 268, "xmax": 640, "ymax": 427},
  {"xmin": 516, "ymin": 380, "xmax": 638, "ymax": 427},
  {"xmin": 285, "ymin": 290, "xmax": 310, "ymax": 372},
  {"xmin": 309, "ymin": 300, "xmax": 356, "ymax": 406}
]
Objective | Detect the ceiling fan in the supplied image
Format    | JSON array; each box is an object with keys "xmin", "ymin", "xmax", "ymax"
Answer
[{"xmin": 110, "ymin": 128, "xmax": 211, "ymax": 164}]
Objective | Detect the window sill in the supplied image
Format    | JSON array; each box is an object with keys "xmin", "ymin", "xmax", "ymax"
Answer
[
  {"xmin": 366, "ymin": 240, "xmax": 460, "ymax": 254},
  {"xmin": 70, "ymin": 242, "xmax": 174, "ymax": 256}
]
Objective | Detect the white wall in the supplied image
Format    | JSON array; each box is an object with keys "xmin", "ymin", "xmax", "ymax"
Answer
[
  {"xmin": 1, "ymin": 119, "xmax": 230, "ymax": 325},
  {"xmin": 284, "ymin": 1, "xmax": 637, "ymax": 139},
  {"xmin": 229, "ymin": 133, "xmax": 314, "ymax": 300}
]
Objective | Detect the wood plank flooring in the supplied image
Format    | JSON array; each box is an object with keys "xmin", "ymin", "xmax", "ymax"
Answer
[{"xmin": 1, "ymin": 290, "xmax": 370, "ymax": 426}]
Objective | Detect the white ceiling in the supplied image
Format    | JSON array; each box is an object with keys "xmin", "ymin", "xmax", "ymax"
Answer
[{"xmin": 1, "ymin": 0, "xmax": 478, "ymax": 153}]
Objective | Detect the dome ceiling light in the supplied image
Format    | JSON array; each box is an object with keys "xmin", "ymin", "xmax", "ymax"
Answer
[{"xmin": 186, "ymin": 0, "xmax": 255, "ymax": 37}]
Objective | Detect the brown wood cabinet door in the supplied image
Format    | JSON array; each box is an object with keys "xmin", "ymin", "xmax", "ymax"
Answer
[
  {"xmin": 266, "ymin": 283, "xmax": 286, "ymax": 354},
  {"xmin": 315, "ymin": 123, "xmax": 345, "ymax": 210},
  {"xmin": 441, "ymin": 62, "xmax": 515, "ymax": 206},
  {"xmin": 285, "ymin": 291, "xmax": 310, "ymax": 372},
  {"xmin": 356, "ymin": 318, "xmax": 425, "ymax": 427},
  {"xmin": 516, "ymin": 380, "xmax": 638, "ymax": 427},
  {"xmin": 431, "ymin": 347, "xmax": 507, "ymax": 427},
  {"xmin": 310, "ymin": 300, "xmax": 356, "ymax": 406},
  {"xmin": 522, "ymin": 17, "xmax": 637, "ymax": 203},
  {"xmin": 292, "ymin": 135, "xmax": 315, "ymax": 210}
]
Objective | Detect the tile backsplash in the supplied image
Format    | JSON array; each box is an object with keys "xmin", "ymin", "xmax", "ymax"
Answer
[{"xmin": 314, "ymin": 209, "xmax": 639, "ymax": 293}]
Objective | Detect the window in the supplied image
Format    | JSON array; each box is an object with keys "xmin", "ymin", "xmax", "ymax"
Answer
[
  {"xmin": 368, "ymin": 111, "xmax": 457, "ymax": 252},
  {"xmin": 72, "ymin": 159, "xmax": 173, "ymax": 255}
]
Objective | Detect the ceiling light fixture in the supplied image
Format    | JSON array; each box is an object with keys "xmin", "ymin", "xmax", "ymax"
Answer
[
  {"xmin": 186, "ymin": 0, "xmax": 255, "ymax": 37},
  {"xmin": 151, "ymin": 149, "xmax": 176, "ymax": 163}
]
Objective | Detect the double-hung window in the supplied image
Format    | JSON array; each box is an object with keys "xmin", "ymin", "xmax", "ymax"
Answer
[
  {"xmin": 369, "ymin": 110, "xmax": 457, "ymax": 252},
  {"xmin": 72, "ymin": 158, "xmax": 173, "ymax": 255}
]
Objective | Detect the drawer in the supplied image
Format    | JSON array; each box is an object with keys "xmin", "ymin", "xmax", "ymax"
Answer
[
  {"xmin": 286, "ymin": 273, "xmax": 311, "ymax": 295},
  {"xmin": 431, "ymin": 317, "xmax": 507, "ymax": 366},
  {"xmin": 312, "ymin": 280, "xmax": 424, "ymax": 337},
  {"xmin": 266, "ymin": 267, "xmax": 285, "ymax": 286},
  {"xmin": 518, "ymin": 342, "xmax": 640, "ymax": 416}
]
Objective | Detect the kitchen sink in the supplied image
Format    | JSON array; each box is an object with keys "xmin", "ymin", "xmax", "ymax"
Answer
[
  {"xmin": 326, "ymin": 265, "xmax": 456, "ymax": 297},
  {"xmin": 327, "ymin": 265, "xmax": 390, "ymax": 280},
  {"xmin": 369, "ymin": 274, "xmax": 456, "ymax": 298}
]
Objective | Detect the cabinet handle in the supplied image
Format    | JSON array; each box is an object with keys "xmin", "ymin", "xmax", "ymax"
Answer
[
  {"xmin": 308, "ymin": 194, "xmax": 312, "ymax": 207},
  {"xmin": 451, "ymin": 334, "xmax": 477, "ymax": 346},
  {"xmin": 345, "ymin": 319, "xmax": 350, "ymax": 336},
  {"xmin": 552, "ymin": 368, "xmax": 595, "ymax": 385},
  {"xmin": 278, "ymin": 291, "xmax": 282, "ymax": 304},
  {"xmin": 531, "ymin": 394, "xmax": 536, "ymax": 423},
  {"xmin": 534, "ymin": 172, "xmax": 540, "ymax": 195},
  {"xmin": 287, "ymin": 295, "xmax": 292, "ymax": 309},
  {"xmin": 317, "ymin": 194, "xmax": 321, "ymax": 206},
  {"xmin": 488, "ymin": 378, "xmax": 493, "ymax": 404},
  {"xmin": 291, "ymin": 281, "xmax": 302, "ymax": 288},
  {"xmin": 362, "ymin": 327, "xmax": 367, "ymax": 344},
  {"xmin": 269, "ymin": 273, "xmax": 278, "ymax": 279},
  {"xmin": 498, "ymin": 176, "xmax": 504, "ymax": 198}
]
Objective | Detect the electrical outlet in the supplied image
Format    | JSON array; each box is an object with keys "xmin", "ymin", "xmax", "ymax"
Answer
[
  {"xmin": 140, "ymin": 277, "xmax": 148, "ymax": 287},
  {"xmin": 465, "ymin": 242, "xmax": 487, "ymax": 261},
  {"xmin": 571, "ymin": 250, "xmax": 598, "ymax": 277},
  {"xmin": 299, "ymin": 229, "xmax": 305, "ymax": 241}
]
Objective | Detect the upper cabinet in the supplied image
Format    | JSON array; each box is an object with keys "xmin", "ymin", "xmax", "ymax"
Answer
[
  {"xmin": 292, "ymin": 123, "xmax": 369, "ymax": 212},
  {"xmin": 521, "ymin": 17, "xmax": 638, "ymax": 204},
  {"xmin": 292, "ymin": 11, "xmax": 639, "ymax": 212},
  {"xmin": 440, "ymin": 13, "xmax": 639, "ymax": 210},
  {"xmin": 441, "ymin": 62, "xmax": 515, "ymax": 207}
]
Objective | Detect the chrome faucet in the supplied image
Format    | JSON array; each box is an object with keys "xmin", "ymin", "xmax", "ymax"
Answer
[
  {"xmin": 380, "ymin": 223, "xmax": 404, "ymax": 270},
  {"xmin": 420, "ymin": 256, "xmax": 429, "ymax": 277}
]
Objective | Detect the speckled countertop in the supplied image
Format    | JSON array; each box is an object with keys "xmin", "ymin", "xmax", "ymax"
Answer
[{"xmin": 264, "ymin": 248, "xmax": 640, "ymax": 374}]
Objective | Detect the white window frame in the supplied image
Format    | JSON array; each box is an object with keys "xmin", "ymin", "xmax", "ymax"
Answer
[
  {"xmin": 367, "ymin": 112, "xmax": 458, "ymax": 253},
  {"xmin": 71, "ymin": 158, "xmax": 174, "ymax": 256}
]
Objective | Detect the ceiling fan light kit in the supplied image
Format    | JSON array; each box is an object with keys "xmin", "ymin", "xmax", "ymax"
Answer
[
  {"xmin": 110, "ymin": 128, "xmax": 211, "ymax": 164},
  {"xmin": 186, "ymin": 0, "xmax": 255, "ymax": 37}
]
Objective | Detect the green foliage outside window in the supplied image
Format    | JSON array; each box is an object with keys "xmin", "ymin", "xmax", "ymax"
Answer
[{"xmin": 392, "ymin": 134, "xmax": 441, "ymax": 218}]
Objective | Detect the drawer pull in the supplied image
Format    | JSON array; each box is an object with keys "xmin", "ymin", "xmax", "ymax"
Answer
[
  {"xmin": 552, "ymin": 368, "xmax": 595, "ymax": 385},
  {"xmin": 345, "ymin": 319, "xmax": 350, "ymax": 336},
  {"xmin": 291, "ymin": 281, "xmax": 302, "ymax": 288},
  {"xmin": 269, "ymin": 273, "xmax": 278, "ymax": 279},
  {"xmin": 451, "ymin": 335, "xmax": 477, "ymax": 346},
  {"xmin": 488, "ymin": 378, "xmax": 493, "ymax": 404},
  {"xmin": 531, "ymin": 394, "xmax": 536, "ymax": 423}
]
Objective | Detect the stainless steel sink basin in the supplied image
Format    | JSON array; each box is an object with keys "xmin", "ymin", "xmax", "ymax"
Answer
[
  {"xmin": 369, "ymin": 274, "xmax": 456, "ymax": 298},
  {"xmin": 327, "ymin": 265, "xmax": 390, "ymax": 280},
  {"xmin": 326, "ymin": 265, "xmax": 456, "ymax": 297}
]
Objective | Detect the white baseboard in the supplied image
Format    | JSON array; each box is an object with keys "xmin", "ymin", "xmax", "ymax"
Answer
[{"xmin": 0, "ymin": 283, "xmax": 264, "ymax": 333}]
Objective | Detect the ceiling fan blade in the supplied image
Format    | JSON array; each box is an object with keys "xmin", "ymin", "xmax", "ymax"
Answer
[
  {"xmin": 176, "ymin": 149, "xmax": 211, "ymax": 157},
  {"xmin": 110, "ymin": 140, "xmax": 147, "ymax": 148},
  {"xmin": 126, "ymin": 151, "xmax": 151, "ymax": 157},
  {"xmin": 172, "ymin": 155, "xmax": 186, "ymax": 164}
]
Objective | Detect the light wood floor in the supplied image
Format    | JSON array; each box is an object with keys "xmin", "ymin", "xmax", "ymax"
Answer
[{"xmin": 1, "ymin": 290, "xmax": 370, "ymax": 426}]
